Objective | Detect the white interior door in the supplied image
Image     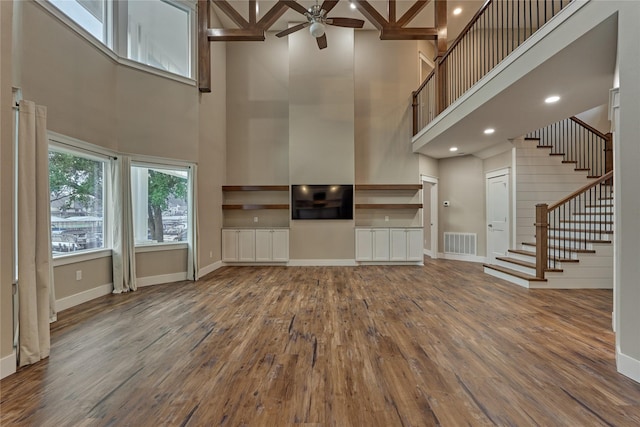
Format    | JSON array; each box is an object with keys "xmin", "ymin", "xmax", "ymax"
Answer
[
  {"xmin": 422, "ymin": 176, "xmax": 438, "ymax": 259},
  {"xmin": 486, "ymin": 171, "xmax": 510, "ymax": 263}
]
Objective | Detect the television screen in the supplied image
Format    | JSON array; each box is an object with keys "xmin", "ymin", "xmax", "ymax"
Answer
[{"xmin": 291, "ymin": 185, "xmax": 353, "ymax": 220}]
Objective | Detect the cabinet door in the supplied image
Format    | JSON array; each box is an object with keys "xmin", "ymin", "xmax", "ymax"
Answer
[
  {"xmin": 389, "ymin": 229, "xmax": 408, "ymax": 261},
  {"xmin": 255, "ymin": 230, "xmax": 272, "ymax": 261},
  {"xmin": 355, "ymin": 229, "xmax": 373, "ymax": 261},
  {"xmin": 222, "ymin": 229, "xmax": 239, "ymax": 261},
  {"xmin": 406, "ymin": 229, "xmax": 424, "ymax": 261},
  {"xmin": 372, "ymin": 229, "xmax": 390, "ymax": 261},
  {"xmin": 237, "ymin": 229, "xmax": 256, "ymax": 261},
  {"xmin": 271, "ymin": 229, "xmax": 289, "ymax": 261}
]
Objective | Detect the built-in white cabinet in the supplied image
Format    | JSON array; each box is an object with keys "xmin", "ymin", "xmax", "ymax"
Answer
[
  {"xmin": 255, "ymin": 229, "xmax": 289, "ymax": 262},
  {"xmin": 356, "ymin": 228, "xmax": 423, "ymax": 263},
  {"xmin": 355, "ymin": 228, "xmax": 390, "ymax": 261},
  {"xmin": 390, "ymin": 228, "xmax": 423, "ymax": 261},
  {"xmin": 222, "ymin": 229, "xmax": 256, "ymax": 262},
  {"xmin": 222, "ymin": 228, "xmax": 289, "ymax": 263}
]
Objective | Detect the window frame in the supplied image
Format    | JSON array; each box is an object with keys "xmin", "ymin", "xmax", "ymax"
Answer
[
  {"xmin": 130, "ymin": 159, "xmax": 194, "ymax": 250},
  {"xmin": 38, "ymin": 0, "xmax": 196, "ymax": 84},
  {"xmin": 48, "ymin": 132, "xmax": 115, "ymax": 260}
]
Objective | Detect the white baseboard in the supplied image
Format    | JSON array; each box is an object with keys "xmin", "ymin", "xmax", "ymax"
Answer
[
  {"xmin": 617, "ymin": 349, "xmax": 640, "ymax": 384},
  {"xmin": 288, "ymin": 259, "xmax": 358, "ymax": 267},
  {"xmin": 424, "ymin": 249, "xmax": 433, "ymax": 257},
  {"xmin": 56, "ymin": 283, "xmax": 113, "ymax": 312},
  {"xmin": 136, "ymin": 272, "xmax": 188, "ymax": 288},
  {"xmin": 198, "ymin": 260, "xmax": 223, "ymax": 278},
  {"xmin": 0, "ymin": 350, "xmax": 17, "ymax": 380},
  {"xmin": 438, "ymin": 253, "xmax": 487, "ymax": 263}
]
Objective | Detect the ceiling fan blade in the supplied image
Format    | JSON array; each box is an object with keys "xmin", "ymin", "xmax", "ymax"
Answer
[
  {"xmin": 275, "ymin": 22, "xmax": 309, "ymax": 37},
  {"xmin": 316, "ymin": 33, "xmax": 328, "ymax": 49},
  {"xmin": 320, "ymin": 0, "xmax": 339, "ymax": 14},
  {"xmin": 326, "ymin": 17, "xmax": 365, "ymax": 28},
  {"xmin": 281, "ymin": 1, "xmax": 309, "ymax": 15}
]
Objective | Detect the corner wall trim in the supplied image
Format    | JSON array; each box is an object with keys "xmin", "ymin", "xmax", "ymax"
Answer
[
  {"xmin": 199, "ymin": 261, "xmax": 223, "ymax": 278},
  {"xmin": 617, "ymin": 349, "xmax": 640, "ymax": 384},
  {"xmin": 287, "ymin": 259, "xmax": 358, "ymax": 267},
  {"xmin": 0, "ymin": 350, "xmax": 17, "ymax": 380},
  {"xmin": 438, "ymin": 253, "xmax": 487, "ymax": 263},
  {"xmin": 56, "ymin": 283, "xmax": 113, "ymax": 312},
  {"xmin": 137, "ymin": 272, "xmax": 188, "ymax": 288}
]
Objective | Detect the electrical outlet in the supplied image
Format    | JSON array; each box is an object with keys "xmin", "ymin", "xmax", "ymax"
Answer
[
  {"xmin": 209, "ymin": 251, "xmax": 213, "ymax": 258},
  {"xmin": 254, "ymin": 216, "xmax": 258, "ymax": 223},
  {"xmin": 76, "ymin": 270, "xmax": 82, "ymax": 281},
  {"xmin": 384, "ymin": 216, "xmax": 389, "ymax": 222}
]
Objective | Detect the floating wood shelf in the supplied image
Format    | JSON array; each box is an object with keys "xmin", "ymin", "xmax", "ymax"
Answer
[
  {"xmin": 355, "ymin": 184, "xmax": 422, "ymax": 191},
  {"xmin": 355, "ymin": 204, "xmax": 423, "ymax": 209},
  {"xmin": 222, "ymin": 185, "xmax": 289, "ymax": 192},
  {"xmin": 222, "ymin": 204, "xmax": 289, "ymax": 210}
]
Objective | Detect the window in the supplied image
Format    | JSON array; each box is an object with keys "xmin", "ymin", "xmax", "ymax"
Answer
[
  {"xmin": 126, "ymin": 0, "xmax": 192, "ymax": 78},
  {"xmin": 44, "ymin": 0, "xmax": 194, "ymax": 79},
  {"xmin": 49, "ymin": 147, "xmax": 106, "ymax": 255},
  {"xmin": 48, "ymin": 0, "xmax": 110, "ymax": 46},
  {"xmin": 131, "ymin": 165, "xmax": 189, "ymax": 245}
]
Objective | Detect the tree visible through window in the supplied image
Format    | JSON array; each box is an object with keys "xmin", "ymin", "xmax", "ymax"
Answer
[
  {"xmin": 132, "ymin": 166, "xmax": 188, "ymax": 244},
  {"xmin": 49, "ymin": 150, "xmax": 105, "ymax": 255}
]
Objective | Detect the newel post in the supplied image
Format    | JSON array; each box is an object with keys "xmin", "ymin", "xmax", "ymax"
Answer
[
  {"xmin": 412, "ymin": 92, "xmax": 419, "ymax": 136},
  {"xmin": 605, "ymin": 132, "xmax": 613, "ymax": 173},
  {"xmin": 535, "ymin": 204, "xmax": 549, "ymax": 279}
]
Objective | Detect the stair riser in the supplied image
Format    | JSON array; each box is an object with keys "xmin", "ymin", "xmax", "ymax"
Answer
[
  {"xmin": 509, "ymin": 251, "xmax": 536, "ymax": 263},
  {"xmin": 545, "ymin": 239, "xmax": 595, "ymax": 250},
  {"xmin": 495, "ymin": 259, "xmax": 537, "ymax": 276},
  {"xmin": 570, "ymin": 214, "xmax": 614, "ymax": 221},
  {"xmin": 484, "ymin": 266, "xmax": 531, "ymax": 288},
  {"xmin": 585, "ymin": 206, "xmax": 613, "ymax": 214},
  {"xmin": 522, "ymin": 245, "xmax": 579, "ymax": 260},
  {"xmin": 547, "ymin": 230, "xmax": 612, "ymax": 240},
  {"xmin": 559, "ymin": 222, "xmax": 613, "ymax": 231}
]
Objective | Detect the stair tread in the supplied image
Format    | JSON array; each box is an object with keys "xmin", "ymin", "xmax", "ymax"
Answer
[
  {"xmin": 496, "ymin": 257, "xmax": 563, "ymax": 272},
  {"xmin": 483, "ymin": 264, "xmax": 547, "ymax": 282},
  {"xmin": 560, "ymin": 220, "xmax": 613, "ymax": 224},
  {"xmin": 549, "ymin": 227, "xmax": 613, "ymax": 234},
  {"xmin": 585, "ymin": 204, "xmax": 614, "ymax": 207},
  {"xmin": 508, "ymin": 249, "xmax": 579, "ymax": 263},
  {"xmin": 546, "ymin": 236, "xmax": 612, "ymax": 244},
  {"xmin": 522, "ymin": 242, "xmax": 596, "ymax": 253},
  {"xmin": 562, "ymin": 160, "xmax": 577, "ymax": 164},
  {"xmin": 574, "ymin": 168, "xmax": 591, "ymax": 171}
]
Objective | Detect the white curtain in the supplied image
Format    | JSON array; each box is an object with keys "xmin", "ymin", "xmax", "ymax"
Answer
[
  {"xmin": 17, "ymin": 100, "xmax": 56, "ymax": 367},
  {"xmin": 111, "ymin": 156, "xmax": 137, "ymax": 293},
  {"xmin": 188, "ymin": 164, "xmax": 199, "ymax": 280}
]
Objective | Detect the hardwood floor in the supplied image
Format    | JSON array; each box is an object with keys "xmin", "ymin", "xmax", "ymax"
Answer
[{"xmin": 2, "ymin": 259, "xmax": 640, "ymax": 426}]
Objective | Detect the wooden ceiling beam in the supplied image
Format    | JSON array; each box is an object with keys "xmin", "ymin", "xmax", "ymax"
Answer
[
  {"xmin": 380, "ymin": 27, "xmax": 438, "ymax": 40},
  {"xmin": 257, "ymin": 2, "xmax": 289, "ymax": 29},
  {"xmin": 352, "ymin": 0, "xmax": 388, "ymax": 31},
  {"xmin": 396, "ymin": 0, "xmax": 430, "ymax": 28},
  {"xmin": 198, "ymin": 0, "xmax": 211, "ymax": 92},
  {"xmin": 207, "ymin": 28, "xmax": 265, "ymax": 42},
  {"xmin": 388, "ymin": 0, "xmax": 396, "ymax": 24},
  {"xmin": 213, "ymin": 0, "xmax": 250, "ymax": 28}
]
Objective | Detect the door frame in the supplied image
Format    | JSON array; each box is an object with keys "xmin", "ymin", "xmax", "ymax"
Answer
[
  {"xmin": 421, "ymin": 175, "xmax": 438, "ymax": 259},
  {"xmin": 485, "ymin": 168, "xmax": 511, "ymax": 263}
]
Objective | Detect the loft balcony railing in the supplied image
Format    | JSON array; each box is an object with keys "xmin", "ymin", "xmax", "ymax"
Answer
[
  {"xmin": 526, "ymin": 116, "xmax": 613, "ymax": 178},
  {"xmin": 413, "ymin": 0, "xmax": 574, "ymax": 135}
]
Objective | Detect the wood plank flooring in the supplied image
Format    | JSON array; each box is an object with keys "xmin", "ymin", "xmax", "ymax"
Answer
[{"xmin": 2, "ymin": 259, "xmax": 640, "ymax": 426}]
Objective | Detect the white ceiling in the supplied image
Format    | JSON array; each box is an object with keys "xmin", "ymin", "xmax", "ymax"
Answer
[
  {"xmin": 212, "ymin": 0, "xmax": 485, "ymax": 43},
  {"xmin": 412, "ymin": 12, "xmax": 618, "ymax": 159}
]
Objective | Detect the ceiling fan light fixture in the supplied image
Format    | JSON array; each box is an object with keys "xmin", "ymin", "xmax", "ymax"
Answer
[{"xmin": 309, "ymin": 21, "xmax": 326, "ymax": 38}]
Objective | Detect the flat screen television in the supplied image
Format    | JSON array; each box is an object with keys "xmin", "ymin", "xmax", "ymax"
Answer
[{"xmin": 291, "ymin": 185, "xmax": 353, "ymax": 220}]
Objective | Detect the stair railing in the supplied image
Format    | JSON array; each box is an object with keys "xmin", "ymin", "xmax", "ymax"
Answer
[
  {"xmin": 413, "ymin": 0, "xmax": 573, "ymax": 135},
  {"xmin": 535, "ymin": 170, "xmax": 613, "ymax": 278},
  {"xmin": 526, "ymin": 116, "xmax": 613, "ymax": 178}
]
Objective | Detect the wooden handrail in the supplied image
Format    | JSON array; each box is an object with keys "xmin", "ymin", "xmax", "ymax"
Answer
[
  {"xmin": 440, "ymin": 0, "xmax": 493, "ymax": 63},
  {"xmin": 548, "ymin": 171, "xmax": 613, "ymax": 211},
  {"xmin": 569, "ymin": 116, "xmax": 610, "ymax": 140},
  {"xmin": 414, "ymin": 69, "xmax": 436, "ymax": 96}
]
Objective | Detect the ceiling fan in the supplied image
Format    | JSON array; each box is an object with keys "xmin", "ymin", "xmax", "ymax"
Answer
[{"xmin": 276, "ymin": 0, "xmax": 365, "ymax": 49}]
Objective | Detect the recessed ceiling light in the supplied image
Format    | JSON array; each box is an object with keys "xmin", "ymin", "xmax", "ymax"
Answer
[
  {"xmin": 449, "ymin": 147, "xmax": 458, "ymax": 152},
  {"xmin": 350, "ymin": 2, "xmax": 356, "ymax": 10},
  {"xmin": 545, "ymin": 95, "xmax": 560, "ymax": 104},
  {"xmin": 453, "ymin": 7, "xmax": 462, "ymax": 15},
  {"xmin": 484, "ymin": 128, "xmax": 495, "ymax": 135}
]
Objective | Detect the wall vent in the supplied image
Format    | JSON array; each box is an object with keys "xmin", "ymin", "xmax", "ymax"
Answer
[{"xmin": 444, "ymin": 232, "xmax": 477, "ymax": 256}]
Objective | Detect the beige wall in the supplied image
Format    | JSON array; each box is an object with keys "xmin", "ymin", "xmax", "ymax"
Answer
[
  {"xmin": 419, "ymin": 153, "xmax": 439, "ymax": 178},
  {"xmin": 1, "ymin": 0, "xmax": 15, "ymax": 361},
  {"xmin": 0, "ymin": 0, "xmax": 227, "ymax": 365},
  {"xmin": 438, "ymin": 155, "xmax": 486, "ymax": 256},
  {"xmin": 54, "ymin": 257, "xmax": 112, "ymax": 300}
]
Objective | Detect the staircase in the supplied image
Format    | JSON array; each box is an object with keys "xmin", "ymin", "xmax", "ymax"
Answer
[{"xmin": 484, "ymin": 117, "xmax": 614, "ymax": 289}]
